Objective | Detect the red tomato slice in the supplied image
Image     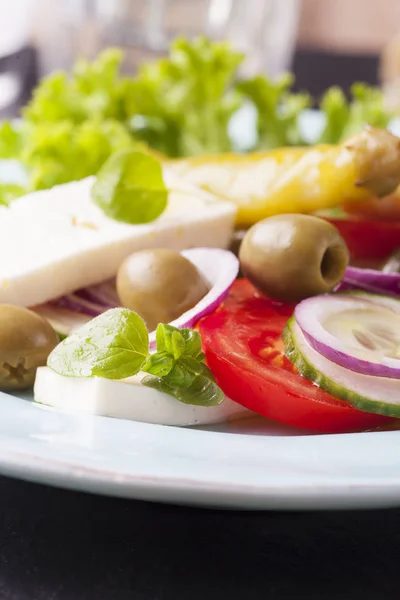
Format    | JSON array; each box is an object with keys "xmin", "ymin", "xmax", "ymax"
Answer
[
  {"xmin": 325, "ymin": 216, "xmax": 400, "ymax": 265},
  {"xmin": 343, "ymin": 195, "xmax": 400, "ymax": 222},
  {"xmin": 199, "ymin": 279, "xmax": 392, "ymax": 433}
]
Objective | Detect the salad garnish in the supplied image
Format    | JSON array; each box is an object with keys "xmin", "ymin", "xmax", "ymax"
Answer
[
  {"xmin": 47, "ymin": 309, "xmax": 224, "ymax": 407},
  {"xmin": 92, "ymin": 149, "xmax": 168, "ymax": 224}
]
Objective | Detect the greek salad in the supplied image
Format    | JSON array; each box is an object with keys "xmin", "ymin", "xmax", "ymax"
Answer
[{"xmin": 2, "ymin": 38, "xmax": 400, "ymax": 434}]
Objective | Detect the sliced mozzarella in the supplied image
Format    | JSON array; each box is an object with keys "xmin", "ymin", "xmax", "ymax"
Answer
[
  {"xmin": 34, "ymin": 367, "xmax": 250, "ymax": 427},
  {"xmin": 0, "ymin": 169, "xmax": 236, "ymax": 307}
]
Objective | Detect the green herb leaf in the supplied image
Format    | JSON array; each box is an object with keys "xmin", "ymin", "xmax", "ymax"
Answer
[
  {"xmin": 92, "ymin": 149, "xmax": 168, "ymax": 224},
  {"xmin": 48, "ymin": 308, "xmax": 149, "ymax": 379},
  {"xmin": 163, "ymin": 360, "xmax": 197, "ymax": 388},
  {"xmin": 142, "ymin": 372, "xmax": 224, "ymax": 406},
  {"xmin": 48, "ymin": 310, "xmax": 223, "ymax": 406},
  {"xmin": 142, "ymin": 351, "xmax": 174, "ymax": 377},
  {"xmin": 171, "ymin": 330, "xmax": 186, "ymax": 360},
  {"xmin": 179, "ymin": 328, "xmax": 203, "ymax": 357},
  {"xmin": 179, "ymin": 357, "xmax": 215, "ymax": 380},
  {"xmin": 155, "ymin": 323, "xmax": 174, "ymax": 353},
  {"xmin": 143, "ymin": 323, "xmax": 223, "ymax": 405}
]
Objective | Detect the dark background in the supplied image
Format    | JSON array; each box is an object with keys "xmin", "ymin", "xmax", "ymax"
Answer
[
  {"xmin": 1, "ymin": 475, "xmax": 400, "ymax": 600},
  {"xmin": 293, "ymin": 49, "xmax": 379, "ymax": 98}
]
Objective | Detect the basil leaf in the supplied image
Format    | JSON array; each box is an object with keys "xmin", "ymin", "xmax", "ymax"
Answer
[
  {"xmin": 178, "ymin": 357, "xmax": 215, "ymax": 380},
  {"xmin": 142, "ymin": 351, "xmax": 174, "ymax": 377},
  {"xmin": 48, "ymin": 308, "xmax": 149, "ymax": 379},
  {"xmin": 179, "ymin": 328, "xmax": 203, "ymax": 357},
  {"xmin": 155, "ymin": 323, "xmax": 170, "ymax": 353},
  {"xmin": 92, "ymin": 149, "xmax": 168, "ymax": 224},
  {"xmin": 164, "ymin": 361, "xmax": 197, "ymax": 389},
  {"xmin": 155, "ymin": 323, "xmax": 181, "ymax": 353},
  {"xmin": 171, "ymin": 330, "xmax": 185, "ymax": 360},
  {"xmin": 142, "ymin": 373, "xmax": 224, "ymax": 407},
  {"xmin": 195, "ymin": 351, "xmax": 206, "ymax": 363}
]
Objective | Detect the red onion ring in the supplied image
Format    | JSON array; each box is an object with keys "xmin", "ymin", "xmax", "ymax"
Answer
[
  {"xmin": 294, "ymin": 292, "xmax": 400, "ymax": 379},
  {"xmin": 149, "ymin": 248, "xmax": 239, "ymax": 348},
  {"xmin": 337, "ymin": 266, "xmax": 400, "ymax": 298}
]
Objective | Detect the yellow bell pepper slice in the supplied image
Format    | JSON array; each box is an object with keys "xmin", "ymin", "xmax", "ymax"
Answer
[{"xmin": 170, "ymin": 126, "xmax": 400, "ymax": 228}]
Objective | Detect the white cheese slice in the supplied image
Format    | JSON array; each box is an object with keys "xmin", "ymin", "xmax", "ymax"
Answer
[
  {"xmin": 34, "ymin": 367, "xmax": 250, "ymax": 427},
  {"xmin": 0, "ymin": 170, "xmax": 236, "ymax": 307}
]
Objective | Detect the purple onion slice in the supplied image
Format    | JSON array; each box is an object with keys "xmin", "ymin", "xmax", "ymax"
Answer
[
  {"xmin": 149, "ymin": 248, "xmax": 239, "ymax": 347},
  {"xmin": 294, "ymin": 292, "xmax": 400, "ymax": 379},
  {"xmin": 337, "ymin": 266, "xmax": 400, "ymax": 298}
]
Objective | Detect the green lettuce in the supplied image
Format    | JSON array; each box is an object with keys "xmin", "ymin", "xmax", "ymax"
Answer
[
  {"xmin": 22, "ymin": 119, "xmax": 136, "ymax": 191},
  {"xmin": 126, "ymin": 36, "xmax": 243, "ymax": 157},
  {"xmin": 0, "ymin": 37, "xmax": 394, "ymax": 204},
  {"xmin": 24, "ymin": 49, "xmax": 130, "ymax": 124},
  {"xmin": 318, "ymin": 83, "xmax": 392, "ymax": 144},
  {"xmin": 238, "ymin": 73, "xmax": 311, "ymax": 149}
]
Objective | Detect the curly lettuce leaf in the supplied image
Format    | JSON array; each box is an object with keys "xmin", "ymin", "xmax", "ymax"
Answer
[
  {"xmin": 238, "ymin": 73, "xmax": 311, "ymax": 150},
  {"xmin": 22, "ymin": 119, "xmax": 138, "ymax": 191},
  {"xmin": 126, "ymin": 36, "xmax": 243, "ymax": 157},
  {"xmin": 0, "ymin": 183, "xmax": 26, "ymax": 206},
  {"xmin": 0, "ymin": 121, "xmax": 22, "ymax": 159},
  {"xmin": 318, "ymin": 83, "xmax": 392, "ymax": 144},
  {"xmin": 24, "ymin": 49, "xmax": 130, "ymax": 124},
  {"xmin": 1, "ymin": 37, "xmax": 394, "ymax": 205}
]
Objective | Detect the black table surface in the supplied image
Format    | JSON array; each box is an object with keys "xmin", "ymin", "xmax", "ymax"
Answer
[{"xmin": 0, "ymin": 475, "xmax": 399, "ymax": 599}]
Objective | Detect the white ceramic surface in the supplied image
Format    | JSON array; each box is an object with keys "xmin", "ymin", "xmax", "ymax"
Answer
[{"xmin": 0, "ymin": 391, "xmax": 399, "ymax": 510}]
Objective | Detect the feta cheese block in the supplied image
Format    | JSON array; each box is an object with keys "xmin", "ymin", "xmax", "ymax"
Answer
[
  {"xmin": 34, "ymin": 367, "xmax": 250, "ymax": 427},
  {"xmin": 0, "ymin": 170, "xmax": 236, "ymax": 307}
]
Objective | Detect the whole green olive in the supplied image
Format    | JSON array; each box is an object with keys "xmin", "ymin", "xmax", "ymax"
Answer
[
  {"xmin": 116, "ymin": 249, "xmax": 209, "ymax": 331},
  {"xmin": 229, "ymin": 229, "xmax": 248, "ymax": 258},
  {"xmin": 239, "ymin": 214, "xmax": 349, "ymax": 302},
  {"xmin": 0, "ymin": 305, "xmax": 59, "ymax": 391}
]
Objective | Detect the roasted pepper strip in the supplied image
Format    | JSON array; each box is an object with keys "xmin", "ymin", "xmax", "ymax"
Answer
[{"xmin": 171, "ymin": 126, "xmax": 400, "ymax": 227}]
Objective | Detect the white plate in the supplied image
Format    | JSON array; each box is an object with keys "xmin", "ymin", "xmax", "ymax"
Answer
[{"xmin": 0, "ymin": 390, "xmax": 399, "ymax": 510}]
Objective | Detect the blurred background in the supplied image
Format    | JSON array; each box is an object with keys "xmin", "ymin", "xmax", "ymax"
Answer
[{"xmin": 1, "ymin": 0, "xmax": 400, "ymax": 117}]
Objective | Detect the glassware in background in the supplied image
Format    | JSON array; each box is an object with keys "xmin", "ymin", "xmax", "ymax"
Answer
[
  {"xmin": 30, "ymin": 0, "xmax": 300, "ymax": 78},
  {"xmin": 380, "ymin": 30, "xmax": 400, "ymax": 114},
  {"xmin": 0, "ymin": 0, "xmax": 37, "ymax": 118}
]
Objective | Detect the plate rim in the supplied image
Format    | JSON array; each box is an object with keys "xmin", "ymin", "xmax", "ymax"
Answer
[{"xmin": 0, "ymin": 392, "xmax": 399, "ymax": 510}]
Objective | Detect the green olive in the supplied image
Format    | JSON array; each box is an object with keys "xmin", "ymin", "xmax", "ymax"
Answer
[
  {"xmin": 116, "ymin": 249, "xmax": 209, "ymax": 331},
  {"xmin": 0, "ymin": 305, "xmax": 59, "ymax": 391},
  {"xmin": 229, "ymin": 229, "xmax": 248, "ymax": 258},
  {"xmin": 229, "ymin": 229, "xmax": 248, "ymax": 278},
  {"xmin": 239, "ymin": 214, "xmax": 349, "ymax": 302}
]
